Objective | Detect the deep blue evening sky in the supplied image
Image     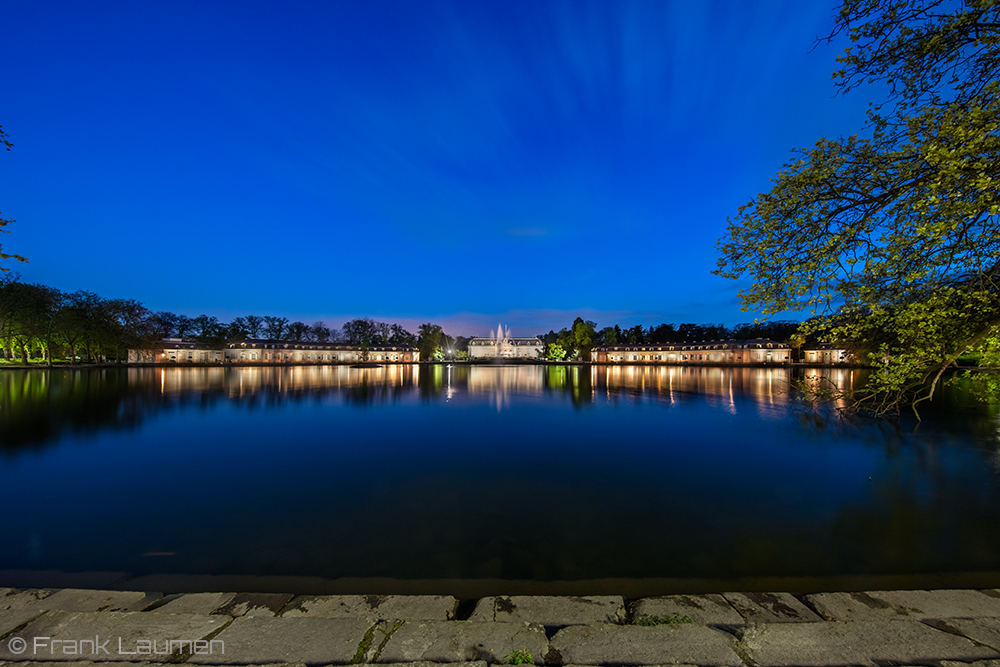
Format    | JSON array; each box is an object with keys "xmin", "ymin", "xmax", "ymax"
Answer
[{"xmin": 2, "ymin": 1, "xmax": 874, "ymax": 337}]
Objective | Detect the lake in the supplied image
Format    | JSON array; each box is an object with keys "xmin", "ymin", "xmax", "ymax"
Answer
[{"xmin": 1, "ymin": 364, "xmax": 998, "ymax": 596}]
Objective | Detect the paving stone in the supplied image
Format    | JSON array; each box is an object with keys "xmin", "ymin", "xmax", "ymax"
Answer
[
  {"xmin": 0, "ymin": 589, "xmax": 56, "ymax": 636},
  {"xmin": 33, "ymin": 589, "xmax": 157, "ymax": 613},
  {"xmin": 937, "ymin": 617, "xmax": 1000, "ymax": 652},
  {"xmin": 148, "ymin": 593, "xmax": 237, "ymax": 615},
  {"xmin": 550, "ymin": 624, "xmax": 742, "ymax": 666},
  {"xmin": 723, "ymin": 591, "xmax": 820, "ymax": 623},
  {"xmin": 376, "ymin": 663, "xmax": 487, "ymax": 667},
  {"xmin": 0, "ymin": 663, "xmax": 162, "ymax": 667},
  {"xmin": 0, "ymin": 663, "xmax": 311, "ymax": 667},
  {"xmin": 0, "ymin": 663, "xmax": 164, "ymax": 667},
  {"xmin": 468, "ymin": 596, "xmax": 625, "ymax": 625},
  {"xmin": 0, "ymin": 665, "xmax": 309, "ymax": 667},
  {"xmin": 805, "ymin": 589, "xmax": 1000, "ymax": 622},
  {"xmin": 377, "ymin": 620, "xmax": 548, "ymax": 664},
  {"xmin": 0, "ymin": 611, "xmax": 228, "ymax": 662},
  {"xmin": 279, "ymin": 594, "xmax": 458, "ymax": 621},
  {"xmin": 737, "ymin": 619, "xmax": 1000, "ymax": 667},
  {"xmin": 631, "ymin": 594, "xmax": 744, "ymax": 625},
  {"xmin": 186, "ymin": 616, "xmax": 372, "ymax": 665},
  {"xmin": 212, "ymin": 592, "xmax": 293, "ymax": 618},
  {"xmin": 0, "ymin": 589, "xmax": 55, "ymax": 606}
]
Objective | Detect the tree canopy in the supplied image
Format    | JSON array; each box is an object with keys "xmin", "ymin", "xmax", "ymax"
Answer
[
  {"xmin": 1, "ymin": 125, "xmax": 28, "ymax": 273},
  {"xmin": 715, "ymin": 0, "xmax": 1000, "ymax": 416}
]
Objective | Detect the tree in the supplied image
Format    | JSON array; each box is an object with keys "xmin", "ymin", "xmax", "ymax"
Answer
[
  {"xmin": 715, "ymin": 0, "xmax": 1000, "ymax": 417},
  {"xmin": 263, "ymin": 315, "xmax": 288, "ymax": 340},
  {"xmin": 53, "ymin": 290, "xmax": 92, "ymax": 362},
  {"xmin": 107, "ymin": 299, "xmax": 153, "ymax": 362},
  {"xmin": 624, "ymin": 324, "xmax": 645, "ymax": 344},
  {"xmin": 310, "ymin": 321, "xmax": 331, "ymax": 342},
  {"xmin": 175, "ymin": 314, "xmax": 195, "ymax": 339},
  {"xmin": 545, "ymin": 343, "xmax": 567, "ymax": 360},
  {"xmin": 2, "ymin": 281, "xmax": 58, "ymax": 364},
  {"xmin": 69, "ymin": 291, "xmax": 114, "ymax": 362},
  {"xmin": 389, "ymin": 323, "xmax": 415, "ymax": 346},
  {"xmin": 227, "ymin": 317, "xmax": 250, "ymax": 341},
  {"xmin": 286, "ymin": 321, "xmax": 310, "ymax": 341},
  {"xmin": 149, "ymin": 311, "xmax": 179, "ymax": 339},
  {"xmin": 1, "ymin": 126, "xmax": 27, "ymax": 273},
  {"xmin": 244, "ymin": 315, "xmax": 264, "ymax": 338},
  {"xmin": 417, "ymin": 323, "xmax": 443, "ymax": 361},
  {"xmin": 570, "ymin": 318, "xmax": 597, "ymax": 360},
  {"xmin": 341, "ymin": 317, "xmax": 378, "ymax": 346}
]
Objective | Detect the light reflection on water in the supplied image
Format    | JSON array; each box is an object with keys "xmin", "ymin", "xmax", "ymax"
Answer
[{"xmin": 1, "ymin": 364, "xmax": 998, "ymax": 592}]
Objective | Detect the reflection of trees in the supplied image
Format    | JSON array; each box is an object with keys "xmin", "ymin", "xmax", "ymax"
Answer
[
  {"xmin": 0, "ymin": 369, "xmax": 160, "ymax": 451},
  {"xmin": 0, "ymin": 366, "xmax": 423, "ymax": 454},
  {"xmin": 544, "ymin": 365, "xmax": 593, "ymax": 407},
  {"xmin": 413, "ymin": 364, "xmax": 595, "ymax": 409}
]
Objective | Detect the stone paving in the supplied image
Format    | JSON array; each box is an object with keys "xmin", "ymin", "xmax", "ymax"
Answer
[{"xmin": 1, "ymin": 587, "xmax": 1000, "ymax": 665}]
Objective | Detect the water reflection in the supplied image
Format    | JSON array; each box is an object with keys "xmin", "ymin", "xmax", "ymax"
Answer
[
  {"xmin": 2, "ymin": 365, "xmax": 995, "ymax": 453},
  {"xmin": 594, "ymin": 364, "xmax": 792, "ymax": 406},
  {"xmin": 2, "ymin": 364, "xmax": 1000, "ymax": 588}
]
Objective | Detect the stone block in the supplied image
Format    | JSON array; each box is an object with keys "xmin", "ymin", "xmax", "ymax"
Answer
[
  {"xmin": 148, "ymin": 593, "xmax": 237, "ymax": 615},
  {"xmin": 186, "ymin": 616, "xmax": 373, "ymax": 665},
  {"xmin": 279, "ymin": 594, "xmax": 458, "ymax": 621},
  {"xmin": 377, "ymin": 620, "xmax": 548, "ymax": 664},
  {"xmin": 212, "ymin": 592, "xmax": 293, "ymax": 618},
  {"xmin": 937, "ymin": 617, "xmax": 1000, "ymax": 652},
  {"xmin": 469, "ymin": 596, "xmax": 625, "ymax": 625},
  {"xmin": 631, "ymin": 594, "xmax": 744, "ymax": 625},
  {"xmin": 549, "ymin": 624, "xmax": 742, "ymax": 666},
  {"xmin": 805, "ymin": 589, "xmax": 1000, "ymax": 622},
  {"xmin": 723, "ymin": 591, "xmax": 820, "ymax": 622},
  {"xmin": 33, "ymin": 589, "xmax": 156, "ymax": 613},
  {"xmin": 737, "ymin": 619, "xmax": 1000, "ymax": 667},
  {"xmin": 0, "ymin": 589, "xmax": 54, "ymax": 607},
  {"xmin": 0, "ymin": 662, "xmax": 161, "ymax": 667},
  {"xmin": 0, "ymin": 589, "xmax": 56, "ymax": 636},
  {"xmin": 0, "ymin": 611, "xmax": 228, "ymax": 662}
]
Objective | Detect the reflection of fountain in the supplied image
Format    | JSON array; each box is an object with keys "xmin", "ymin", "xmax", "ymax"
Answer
[{"xmin": 468, "ymin": 365, "xmax": 544, "ymax": 411}]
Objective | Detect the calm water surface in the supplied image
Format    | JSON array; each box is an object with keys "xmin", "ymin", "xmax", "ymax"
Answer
[{"xmin": 1, "ymin": 364, "xmax": 998, "ymax": 593}]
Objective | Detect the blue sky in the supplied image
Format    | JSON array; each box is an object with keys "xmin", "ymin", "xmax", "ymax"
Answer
[{"xmin": 2, "ymin": 1, "xmax": 874, "ymax": 337}]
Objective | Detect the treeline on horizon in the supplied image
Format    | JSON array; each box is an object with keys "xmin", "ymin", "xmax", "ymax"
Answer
[
  {"xmin": 0, "ymin": 277, "xmax": 801, "ymax": 364},
  {"xmin": 535, "ymin": 317, "xmax": 801, "ymax": 360}
]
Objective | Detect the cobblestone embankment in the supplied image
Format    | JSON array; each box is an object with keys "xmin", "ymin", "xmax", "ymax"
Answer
[{"xmin": 3, "ymin": 588, "xmax": 1000, "ymax": 666}]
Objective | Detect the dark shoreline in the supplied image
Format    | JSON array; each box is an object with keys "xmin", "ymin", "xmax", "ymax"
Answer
[{"xmin": 4, "ymin": 568, "xmax": 1000, "ymax": 598}]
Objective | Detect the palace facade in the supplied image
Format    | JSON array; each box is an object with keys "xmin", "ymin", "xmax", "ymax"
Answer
[
  {"xmin": 128, "ymin": 338, "xmax": 419, "ymax": 364},
  {"xmin": 468, "ymin": 324, "xmax": 544, "ymax": 359},
  {"xmin": 591, "ymin": 339, "xmax": 791, "ymax": 364}
]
